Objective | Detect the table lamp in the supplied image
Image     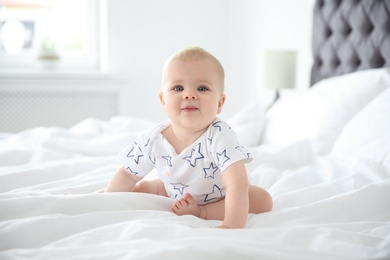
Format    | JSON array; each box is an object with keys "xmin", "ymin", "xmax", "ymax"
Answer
[{"xmin": 262, "ymin": 50, "xmax": 297, "ymax": 109}]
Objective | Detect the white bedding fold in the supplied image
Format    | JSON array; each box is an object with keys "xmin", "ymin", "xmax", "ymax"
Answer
[{"xmin": 1, "ymin": 117, "xmax": 390, "ymax": 259}]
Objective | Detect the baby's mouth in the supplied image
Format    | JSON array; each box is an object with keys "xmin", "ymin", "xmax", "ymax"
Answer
[{"xmin": 182, "ymin": 106, "xmax": 198, "ymax": 112}]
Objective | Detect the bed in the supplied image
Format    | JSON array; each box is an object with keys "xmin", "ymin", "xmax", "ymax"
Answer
[{"xmin": 1, "ymin": 0, "xmax": 390, "ymax": 259}]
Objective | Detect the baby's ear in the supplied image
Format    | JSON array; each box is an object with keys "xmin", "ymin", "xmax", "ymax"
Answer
[
  {"xmin": 159, "ymin": 92, "xmax": 166, "ymax": 111},
  {"xmin": 217, "ymin": 94, "xmax": 226, "ymax": 114}
]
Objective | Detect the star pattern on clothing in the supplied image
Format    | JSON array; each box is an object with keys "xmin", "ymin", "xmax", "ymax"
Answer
[
  {"xmin": 126, "ymin": 141, "xmax": 144, "ymax": 164},
  {"xmin": 144, "ymin": 138, "xmax": 150, "ymax": 148},
  {"xmin": 126, "ymin": 166, "xmax": 138, "ymax": 175},
  {"xmin": 204, "ymin": 184, "xmax": 224, "ymax": 202},
  {"xmin": 149, "ymin": 155, "xmax": 156, "ymax": 164},
  {"xmin": 216, "ymin": 149, "xmax": 230, "ymax": 168},
  {"xmin": 120, "ymin": 119, "xmax": 248, "ymax": 206},
  {"xmin": 162, "ymin": 155, "xmax": 173, "ymax": 167},
  {"xmin": 235, "ymin": 145, "xmax": 251, "ymax": 160},
  {"xmin": 171, "ymin": 182, "xmax": 189, "ymax": 195},
  {"xmin": 183, "ymin": 143, "xmax": 204, "ymax": 167},
  {"xmin": 212, "ymin": 120, "xmax": 222, "ymax": 132},
  {"xmin": 203, "ymin": 162, "xmax": 218, "ymax": 179},
  {"xmin": 171, "ymin": 193, "xmax": 179, "ymax": 200}
]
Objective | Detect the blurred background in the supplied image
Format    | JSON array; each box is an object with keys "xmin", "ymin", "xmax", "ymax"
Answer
[{"xmin": 0, "ymin": 0, "xmax": 314, "ymax": 132}]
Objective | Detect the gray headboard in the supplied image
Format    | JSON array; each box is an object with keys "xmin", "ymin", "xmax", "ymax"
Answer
[{"xmin": 310, "ymin": 0, "xmax": 390, "ymax": 85}]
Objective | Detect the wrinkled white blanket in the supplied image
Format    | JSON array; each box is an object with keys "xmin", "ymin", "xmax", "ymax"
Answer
[{"xmin": 1, "ymin": 116, "xmax": 389, "ymax": 260}]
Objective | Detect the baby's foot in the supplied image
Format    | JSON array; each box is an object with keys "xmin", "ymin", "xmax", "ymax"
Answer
[{"xmin": 171, "ymin": 193, "xmax": 203, "ymax": 218}]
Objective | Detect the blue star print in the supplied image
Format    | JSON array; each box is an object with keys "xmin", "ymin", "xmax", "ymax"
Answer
[
  {"xmin": 183, "ymin": 143, "xmax": 204, "ymax": 167},
  {"xmin": 149, "ymin": 154, "xmax": 156, "ymax": 164},
  {"xmin": 204, "ymin": 184, "xmax": 224, "ymax": 202},
  {"xmin": 235, "ymin": 145, "xmax": 251, "ymax": 160},
  {"xmin": 216, "ymin": 149, "xmax": 230, "ymax": 168},
  {"xmin": 171, "ymin": 194, "xmax": 179, "ymax": 200},
  {"xmin": 212, "ymin": 121, "xmax": 222, "ymax": 132},
  {"xmin": 126, "ymin": 142, "xmax": 144, "ymax": 164},
  {"xmin": 126, "ymin": 166, "xmax": 138, "ymax": 175},
  {"xmin": 162, "ymin": 155, "xmax": 173, "ymax": 167},
  {"xmin": 171, "ymin": 182, "xmax": 189, "ymax": 195},
  {"xmin": 203, "ymin": 162, "xmax": 218, "ymax": 179}
]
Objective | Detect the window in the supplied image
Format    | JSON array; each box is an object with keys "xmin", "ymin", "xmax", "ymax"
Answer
[{"xmin": 0, "ymin": 0, "xmax": 101, "ymax": 72}]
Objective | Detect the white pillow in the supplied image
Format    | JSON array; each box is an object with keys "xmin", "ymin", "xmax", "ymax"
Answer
[
  {"xmin": 226, "ymin": 102, "xmax": 266, "ymax": 147},
  {"xmin": 261, "ymin": 68, "xmax": 390, "ymax": 154},
  {"xmin": 333, "ymin": 88, "xmax": 390, "ymax": 172}
]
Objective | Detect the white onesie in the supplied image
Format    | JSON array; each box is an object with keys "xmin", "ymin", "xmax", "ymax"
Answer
[{"xmin": 118, "ymin": 118, "xmax": 252, "ymax": 205}]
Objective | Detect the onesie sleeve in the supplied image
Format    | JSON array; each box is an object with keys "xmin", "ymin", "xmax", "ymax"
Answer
[
  {"xmin": 118, "ymin": 133, "xmax": 154, "ymax": 177},
  {"xmin": 209, "ymin": 120, "xmax": 253, "ymax": 173}
]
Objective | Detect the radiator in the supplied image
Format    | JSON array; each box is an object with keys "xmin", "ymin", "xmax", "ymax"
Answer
[{"xmin": 0, "ymin": 75, "xmax": 123, "ymax": 133}]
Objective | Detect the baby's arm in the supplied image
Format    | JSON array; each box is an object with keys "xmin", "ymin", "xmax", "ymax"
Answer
[
  {"xmin": 219, "ymin": 161, "xmax": 249, "ymax": 228},
  {"xmin": 105, "ymin": 166, "xmax": 143, "ymax": 192}
]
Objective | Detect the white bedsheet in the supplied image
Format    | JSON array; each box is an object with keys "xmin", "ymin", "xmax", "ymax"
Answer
[{"xmin": 1, "ymin": 115, "xmax": 389, "ymax": 260}]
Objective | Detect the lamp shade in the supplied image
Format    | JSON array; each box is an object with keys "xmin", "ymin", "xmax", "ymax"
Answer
[{"xmin": 262, "ymin": 50, "xmax": 297, "ymax": 89}]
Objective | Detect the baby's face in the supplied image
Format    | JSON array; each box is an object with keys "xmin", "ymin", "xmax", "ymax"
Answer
[{"xmin": 160, "ymin": 58, "xmax": 225, "ymax": 131}]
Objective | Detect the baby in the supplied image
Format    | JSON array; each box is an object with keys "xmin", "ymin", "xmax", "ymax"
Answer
[{"xmin": 105, "ymin": 47, "xmax": 272, "ymax": 228}]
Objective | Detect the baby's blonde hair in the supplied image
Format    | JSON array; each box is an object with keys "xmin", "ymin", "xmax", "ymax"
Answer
[{"xmin": 162, "ymin": 47, "xmax": 225, "ymax": 91}]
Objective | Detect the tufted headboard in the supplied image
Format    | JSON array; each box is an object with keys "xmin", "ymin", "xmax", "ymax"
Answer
[{"xmin": 310, "ymin": 0, "xmax": 390, "ymax": 85}]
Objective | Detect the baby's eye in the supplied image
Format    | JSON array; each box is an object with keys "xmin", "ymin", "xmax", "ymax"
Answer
[
  {"xmin": 173, "ymin": 85, "xmax": 184, "ymax": 91},
  {"xmin": 197, "ymin": 86, "xmax": 208, "ymax": 92}
]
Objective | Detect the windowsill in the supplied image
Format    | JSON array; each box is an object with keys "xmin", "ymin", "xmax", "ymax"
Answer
[
  {"xmin": 0, "ymin": 69, "xmax": 128, "ymax": 93},
  {"xmin": 0, "ymin": 69, "xmax": 113, "ymax": 81}
]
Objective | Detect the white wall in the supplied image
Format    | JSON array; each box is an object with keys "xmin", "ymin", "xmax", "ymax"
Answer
[{"xmin": 105, "ymin": 0, "xmax": 315, "ymax": 122}]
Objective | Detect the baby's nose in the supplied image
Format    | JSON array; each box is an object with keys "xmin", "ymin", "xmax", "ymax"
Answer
[{"xmin": 184, "ymin": 90, "xmax": 197, "ymax": 99}]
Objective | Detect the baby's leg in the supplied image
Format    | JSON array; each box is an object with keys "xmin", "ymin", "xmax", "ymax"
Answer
[
  {"xmin": 170, "ymin": 193, "xmax": 203, "ymax": 218},
  {"xmin": 170, "ymin": 185, "xmax": 272, "ymax": 220},
  {"xmin": 132, "ymin": 177, "xmax": 168, "ymax": 197},
  {"xmin": 171, "ymin": 193, "xmax": 225, "ymax": 220},
  {"xmin": 202, "ymin": 185, "xmax": 272, "ymax": 219},
  {"xmin": 248, "ymin": 185, "xmax": 273, "ymax": 214}
]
